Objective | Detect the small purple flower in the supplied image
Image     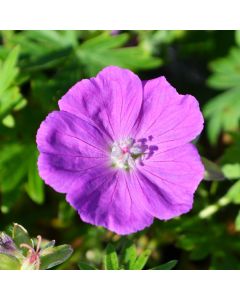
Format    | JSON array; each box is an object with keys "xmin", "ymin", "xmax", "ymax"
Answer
[
  {"xmin": 37, "ymin": 66, "xmax": 204, "ymax": 235},
  {"xmin": 0, "ymin": 232, "xmax": 17, "ymax": 255}
]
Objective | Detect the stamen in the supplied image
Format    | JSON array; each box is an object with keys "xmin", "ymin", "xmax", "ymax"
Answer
[
  {"xmin": 36, "ymin": 235, "xmax": 42, "ymax": 253},
  {"xmin": 20, "ymin": 237, "xmax": 42, "ymax": 270},
  {"xmin": 20, "ymin": 243, "xmax": 34, "ymax": 251},
  {"xmin": 111, "ymin": 138, "xmax": 143, "ymax": 170}
]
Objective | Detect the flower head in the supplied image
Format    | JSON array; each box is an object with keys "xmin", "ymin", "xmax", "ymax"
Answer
[
  {"xmin": 36, "ymin": 66, "xmax": 204, "ymax": 235},
  {"xmin": 0, "ymin": 232, "xmax": 17, "ymax": 255}
]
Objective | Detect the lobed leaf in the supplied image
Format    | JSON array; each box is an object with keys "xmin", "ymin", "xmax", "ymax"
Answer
[
  {"xmin": 131, "ymin": 249, "xmax": 151, "ymax": 270},
  {"xmin": 121, "ymin": 240, "xmax": 137, "ymax": 270},
  {"xmin": 25, "ymin": 148, "xmax": 44, "ymax": 204},
  {"xmin": 103, "ymin": 244, "xmax": 119, "ymax": 270}
]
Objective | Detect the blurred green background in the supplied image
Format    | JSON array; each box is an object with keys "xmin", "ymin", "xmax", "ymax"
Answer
[{"xmin": 1, "ymin": 30, "xmax": 240, "ymax": 270}]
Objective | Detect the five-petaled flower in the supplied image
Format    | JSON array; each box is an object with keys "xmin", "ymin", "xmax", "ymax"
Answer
[{"xmin": 36, "ymin": 66, "xmax": 204, "ymax": 235}]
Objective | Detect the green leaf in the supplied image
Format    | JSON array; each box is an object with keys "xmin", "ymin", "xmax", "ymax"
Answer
[
  {"xmin": 0, "ymin": 46, "xmax": 20, "ymax": 96},
  {"xmin": 0, "ymin": 253, "xmax": 21, "ymax": 270},
  {"xmin": 0, "ymin": 143, "xmax": 41, "ymax": 208},
  {"xmin": 121, "ymin": 240, "xmax": 137, "ymax": 270},
  {"xmin": 25, "ymin": 148, "xmax": 44, "ymax": 204},
  {"xmin": 206, "ymin": 113, "xmax": 222, "ymax": 145},
  {"xmin": 0, "ymin": 143, "xmax": 29, "ymax": 193},
  {"xmin": 13, "ymin": 97, "xmax": 27, "ymax": 111},
  {"xmin": 1, "ymin": 188, "xmax": 21, "ymax": 213},
  {"xmin": 226, "ymin": 180, "xmax": 240, "ymax": 204},
  {"xmin": 77, "ymin": 32, "xmax": 162, "ymax": 76},
  {"xmin": 220, "ymin": 139, "xmax": 240, "ymax": 165},
  {"xmin": 58, "ymin": 199, "xmax": 75, "ymax": 226},
  {"xmin": 207, "ymin": 48, "xmax": 240, "ymax": 90},
  {"xmin": 0, "ymin": 87, "xmax": 25, "ymax": 120},
  {"xmin": 40, "ymin": 245, "xmax": 73, "ymax": 270},
  {"xmin": 204, "ymin": 87, "xmax": 240, "ymax": 144},
  {"xmin": 202, "ymin": 157, "xmax": 225, "ymax": 181},
  {"xmin": 151, "ymin": 260, "xmax": 178, "ymax": 270},
  {"xmin": 0, "ymin": 46, "xmax": 25, "ymax": 120},
  {"xmin": 12, "ymin": 223, "xmax": 33, "ymax": 249},
  {"xmin": 78, "ymin": 262, "xmax": 97, "ymax": 270},
  {"xmin": 103, "ymin": 244, "xmax": 119, "ymax": 270},
  {"xmin": 131, "ymin": 249, "xmax": 151, "ymax": 270},
  {"xmin": 80, "ymin": 32, "xmax": 129, "ymax": 51},
  {"xmin": 222, "ymin": 164, "xmax": 240, "ymax": 179},
  {"xmin": 2, "ymin": 114, "xmax": 15, "ymax": 127}
]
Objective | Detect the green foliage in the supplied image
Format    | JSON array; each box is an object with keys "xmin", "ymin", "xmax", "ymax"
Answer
[
  {"xmin": 0, "ymin": 143, "xmax": 44, "ymax": 211},
  {"xmin": 131, "ymin": 249, "xmax": 152, "ymax": 270},
  {"xmin": 40, "ymin": 245, "xmax": 73, "ymax": 270},
  {"xmin": 0, "ymin": 46, "xmax": 26, "ymax": 125},
  {"xmin": 204, "ymin": 31, "xmax": 240, "ymax": 144},
  {"xmin": 122, "ymin": 239, "xmax": 137, "ymax": 269},
  {"xmin": 25, "ymin": 149, "xmax": 44, "ymax": 204},
  {"xmin": 103, "ymin": 243, "xmax": 119, "ymax": 270},
  {"xmin": 222, "ymin": 164, "xmax": 240, "ymax": 180},
  {"xmin": 78, "ymin": 240, "xmax": 177, "ymax": 270},
  {"xmin": 77, "ymin": 32, "xmax": 162, "ymax": 76},
  {"xmin": 78, "ymin": 262, "xmax": 97, "ymax": 270},
  {"xmin": 119, "ymin": 240, "xmax": 152, "ymax": 270},
  {"xmin": 151, "ymin": 260, "xmax": 178, "ymax": 270}
]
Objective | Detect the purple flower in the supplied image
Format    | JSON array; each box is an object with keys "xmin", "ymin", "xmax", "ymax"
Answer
[
  {"xmin": 36, "ymin": 66, "xmax": 204, "ymax": 235},
  {"xmin": 0, "ymin": 232, "xmax": 17, "ymax": 255}
]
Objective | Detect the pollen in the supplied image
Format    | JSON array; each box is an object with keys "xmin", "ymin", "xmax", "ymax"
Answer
[{"xmin": 110, "ymin": 138, "xmax": 143, "ymax": 170}]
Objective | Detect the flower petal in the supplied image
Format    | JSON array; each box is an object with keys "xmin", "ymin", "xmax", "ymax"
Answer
[
  {"xmin": 136, "ymin": 144, "xmax": 204, "ymax": 219},
  {"xmin": 66, "ymin": 170, "xmax": 153, "ymax": 235},
  {"xmin": 37, "ymin": 111, "xmax": 110, "ymax": 156},
  {"xmin": 135, "ymin": 77, "xmax": 204, "ymax": 151},
  {"xmin": 37, "ymin": 153, "xmax": 109, "ymax": 193},
  {"xmin": 36, "ymin": 111, "xmax": 110, "ymax": 193},
  {"xmin": 59, "ymin": 66, "xmax": 143, "ymax": 140}
]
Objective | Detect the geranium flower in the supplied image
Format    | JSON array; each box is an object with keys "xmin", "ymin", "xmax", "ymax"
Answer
[{"xmin": 37, "ymin": 66, "xmax": 204, "ymax": 235}]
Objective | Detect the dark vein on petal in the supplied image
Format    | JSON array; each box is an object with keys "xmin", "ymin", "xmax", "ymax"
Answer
[
  {"xmin": 139, "ymin": 102, "xmax": 172, "ymax": 137},
  {"xmin": 48, "ymin": 164, "xmax": 104, "ymax": 173},
  {"xmin": 154, "ymin": 110, "xmax": 192, "ymax": 139},
  {"xmin": 41, "ymin": 151, "xmax": 106, "ymax": 159},
  {"xmin": 124, "ymin": 176, "xmax": 133, "ymax": 221},
  {"xmin": 108, "ymin": 173, "xmax": 119, "ymax": 206},
  {"xmin": 81, "ymin": 172, "xmax": 117, "ymax": 202},
  {"xmin": 151, "ymin": 144, "xmax": 191, "ymax": 156},
  {"xmin": 54, "ymin": 129, "xmax": 106, "ymax": 153},
  {"xmin": 143, "ymin": 168, "xmax": 189, "ymax": 191},
  {"xmin": 134, "ymin": 171, "xmax": 173, "ymax": 208},
  {"xmin": 154, "ymin": 129, "xmax": 200, "ymax": 144}
]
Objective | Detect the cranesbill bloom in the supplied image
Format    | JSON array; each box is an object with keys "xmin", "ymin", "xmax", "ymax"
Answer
[{"xmin": 37, "ymin": 66, "xmax": 204, "ymax": 235}]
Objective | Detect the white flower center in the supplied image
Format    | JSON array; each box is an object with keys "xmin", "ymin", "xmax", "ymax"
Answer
[{"xmin": 110, "ymin": 138, "xmax": 143, "ymax": 170}]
